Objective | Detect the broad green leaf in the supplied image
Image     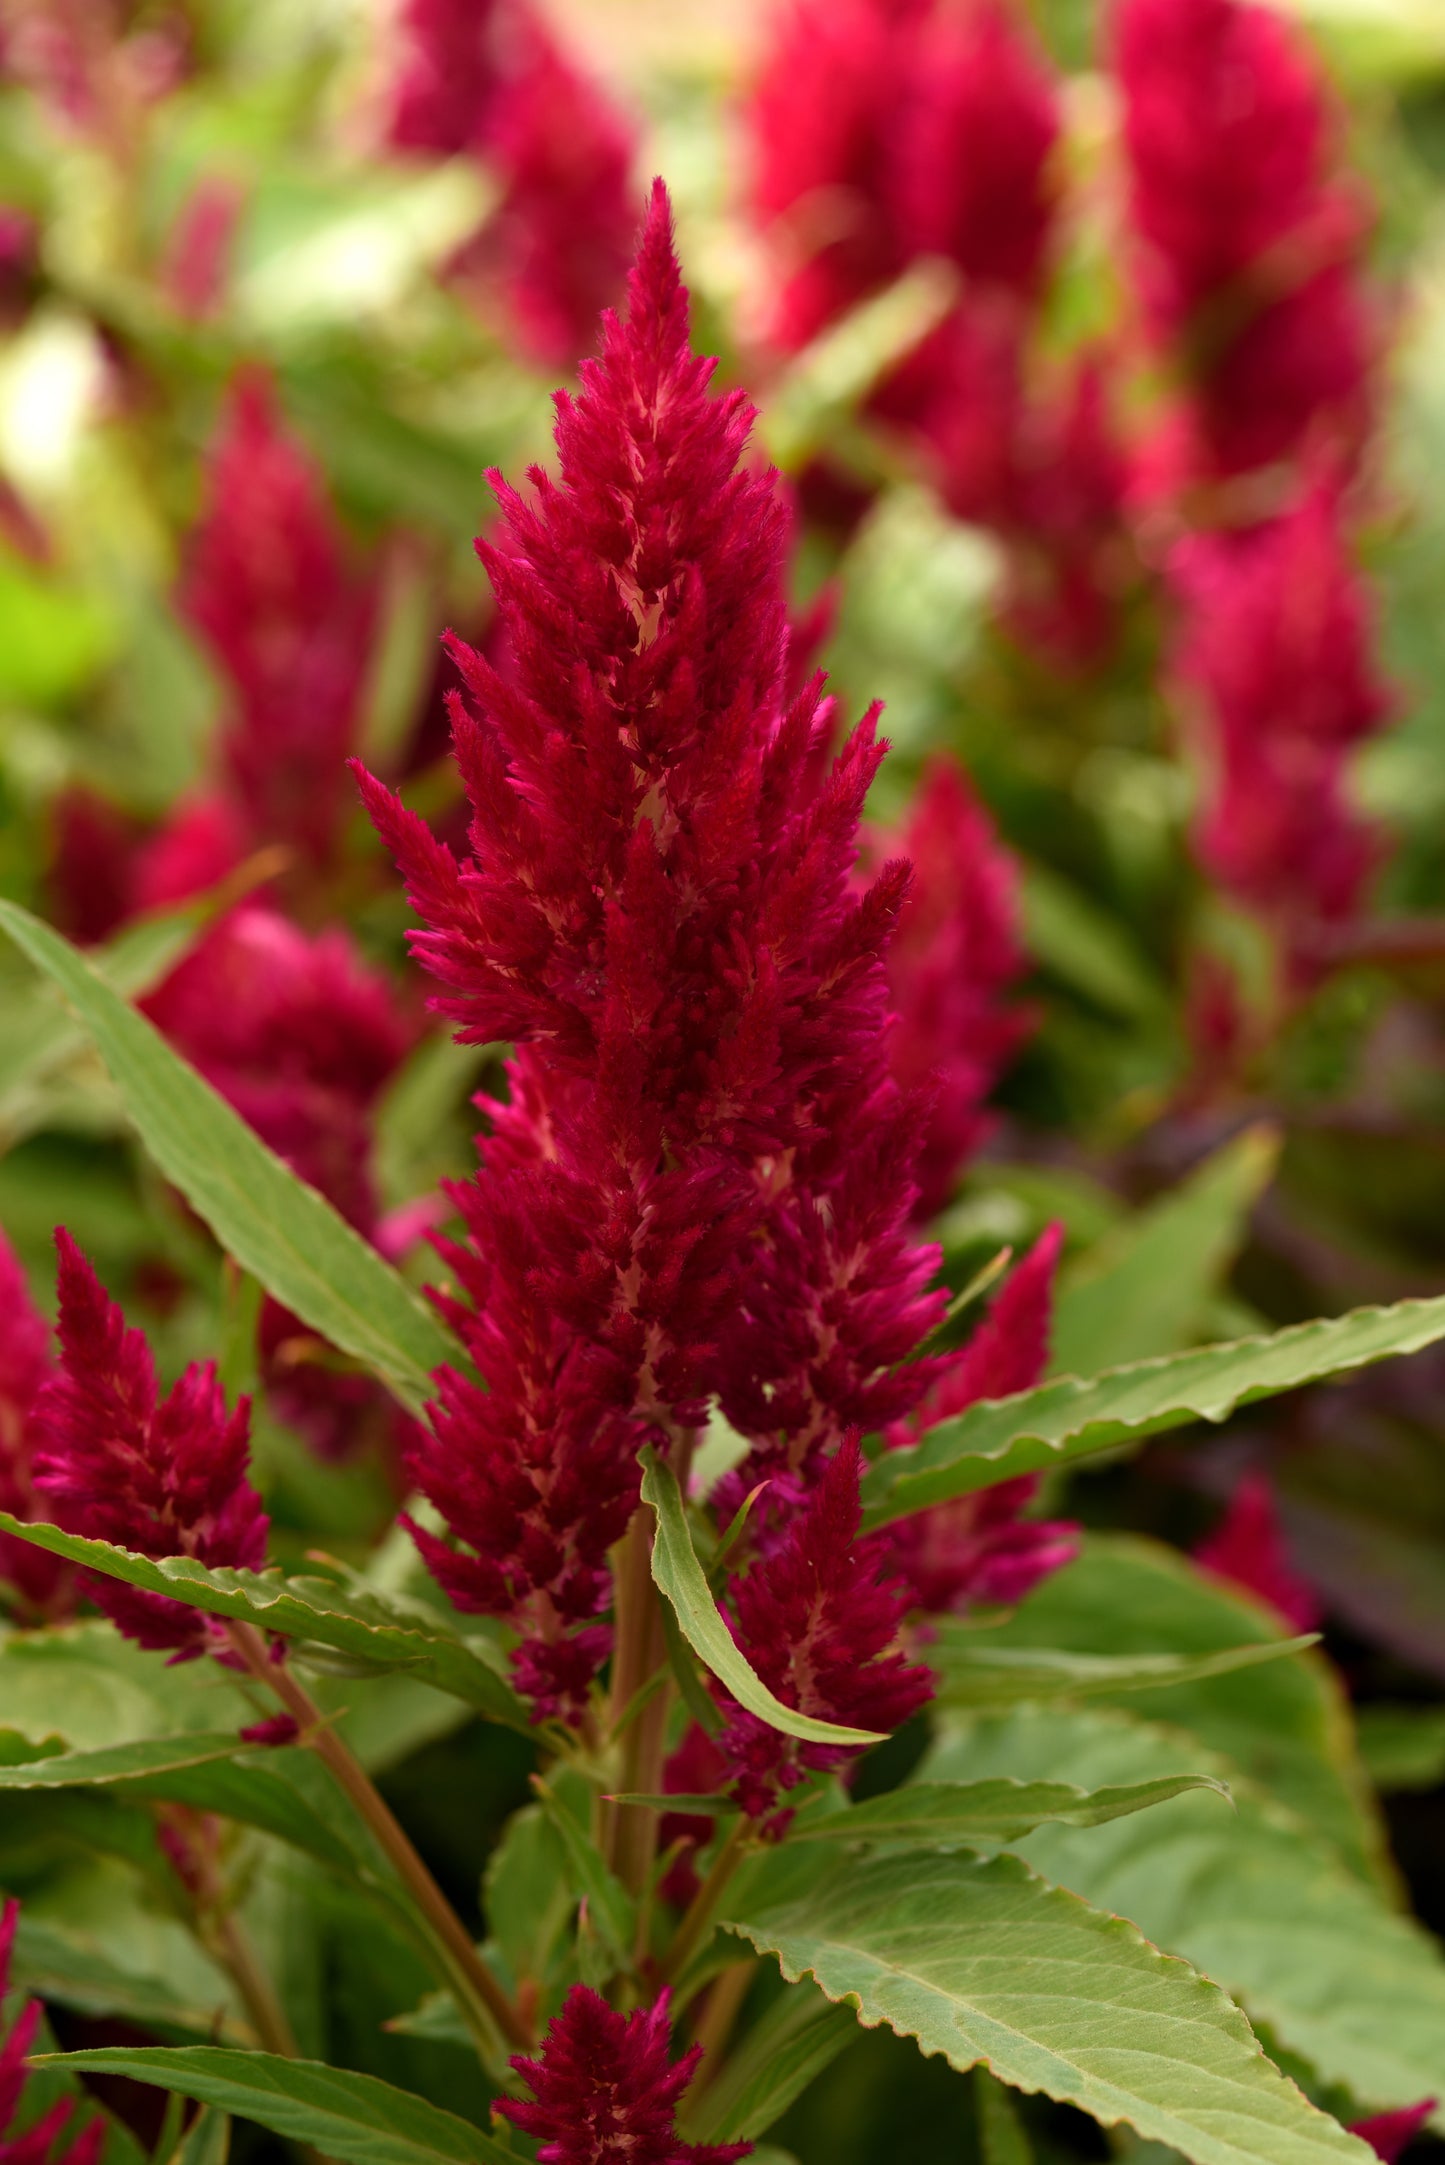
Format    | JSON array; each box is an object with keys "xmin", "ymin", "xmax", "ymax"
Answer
[
  {"xmin": 928, "ymin": 1636, "xmax": 1320, "ymax": 1711},
  {"xmin": 978, "ymin": 2069, "xmax": 1033, "ymax": 2165},
  {"xmin": 0, "ymin": 1517, "xmax": 531, "ymax": 1731},
  {"xmin": 12, "ymin": 1881, "xmax": 246, "ymax": 2040},
  {"xmin": 924, "ymin": 1706, "xmax": 1445, "ymax": 2125},
  {"xmin": 1051, "ymin": 1128, "xmax": 1279, "ymax": 1377},
  {"xmin": 0, "ymin": 901, "xmax": 460, "ymax": 1414},
  {"xmin": 0, "ymin": 1621, "xmax": 252, "ymax": 1749},
  {"xmin": 34, "ymin": 2050, "xmax": 517, "ymax": 2165},
  {"xmin": 726, "ymin": 1848, "xmax": 1372, "ymax": 2165},
  {"xmin": 859, "ymin": 1293, "xmax": 1445, "ymax": 1528},
  {"xmin": 1355, "ymin": 1704, "xmax": 1445, "ymax": 1792},
  {"xmin": 640, "ymin": 1450, "xmax": 884, "ymax": 1749},
  {"xmin": 785, "ymin": 1773, "xmax": 1228, "ymax": 1846},
  {"xmin": 683, "ymin": 1983, "xmax": 856, "ymax": 2144},
  {"xmin": 968, "ymin": 1537, "xmax": 1385, "ymax": 1888}
]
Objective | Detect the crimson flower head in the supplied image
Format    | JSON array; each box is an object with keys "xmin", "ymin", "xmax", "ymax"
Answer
[
  {"xmin": 1349, "ymin": 2104, "xmax": 1436, "ymax": 2164},
  {"xmin": 495, "ymin": 1985, "xmax": 750, "ymax": 2165},
  {"xmin": 1194, "ymin": 1471, "xmax": 1322, "ymax": 1634},
  {"xmin": 0, "ymin": 1231, "xmax": 70, "ymax": 1617},
  {"xmin": 31, "ymin": 1232, "xmax": 267, "ymax": 1661},
  {"xmin": 715, "ymin": 1437, "xmax": 934, "ymax": 1821},
  {"xmin": 1113, "ymin": 0, "xmax": 1372, "ymax": 476},
  {"xmin": 388, "ymin": 0, "xmax": 503, "ymax": 155},
  {"xmin": 0, "ymin": 1899, "xmax": 105, "ymax": 2165}
]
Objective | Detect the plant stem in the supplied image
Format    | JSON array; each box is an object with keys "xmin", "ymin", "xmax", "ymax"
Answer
[
  {"xmin": 226, "ymin": 1620, "xmax": 532, "ymax": 2054},
  {"xmin": 659, "ymin": 1819, "xmax": 751, "ymax": 1986},
  {"xmin": 604, "ymin": 1507, "xmax": 673, "ymax": 1895},
  {"xmin": 686, "ymin": 1958, "xmax": 755, "ymax": 2090}
]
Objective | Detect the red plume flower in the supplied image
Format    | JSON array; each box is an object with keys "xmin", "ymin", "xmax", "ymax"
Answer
[
  {"xmin": 360, "ymin": 182, "xmax": 945, "ymax": 1717},
  {"xmin": 1194, "ymin": 1471, "xmax": 1322, "ymax": 1634},
  {"xmin": 881, "ymin": 1225, "xmax": 1079, "ymax": 1615},
  {"xmin": 1348, "ymin": 2103, "xmax": 1436, "ymax": 2164},
  {"xmin": 1112, "ymin": 0, "xmax": 1372, "ymax": 478},
  {"xmin": 714, "ymin": 1437, "xmax": 934, "ymax": 1822},
  {"xmin": 0, "ymin": 1232, "xmax": 70, "ymax": 1617},
  {"xmin": 31, "ymin": 1232, "xmax": 267, "ymax": 1661},
  {"xmin": 495, "ymin": 1985, "xmax": 749, "ymax": 2165},
  {"xmin": 0, "ymin": 1899, "xmax": 105, "ymax": 2165}
]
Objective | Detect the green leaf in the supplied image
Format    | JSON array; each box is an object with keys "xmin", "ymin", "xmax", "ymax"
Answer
[
  {"xmin": 1051, "ymin": 1128, "xmax": 1279, "ymax": 1377},
  {"xmin": 12, "ymin": 1890, "xmax": 246, "ymax": 2041},
  {"xmin": 860, "ymin": 1294, "xmax": 1445, "ymax": 1529},
  {"xmin": 531, "ymin": 1776, "xmax": 636, "ymax": 1969},
  {"xmin": 0, "ymin": 1518, "xmax": 531, "ymax": 1732},
  {"xmin": 784, "ymin": 1773, "xmax": 1229, "ymax": 1846},
  {"xmin": 640, "ymin": 1449, "xmax": 884, "ymax": 1749},
  {"xmin": 34, "ymin": 2051, "xmax": 517, "ymax": 2165},
  {"xmin": 927, "ymin": 1635, "xmax": 1320, "ymax": 1711},
  {"xmin": 1355, "ymin": 1704, "xmax": 1445, "ymax": 1792},
  {"xmin": 977, "ymin": 2070, "xmax": 1033, "ymax": 2165},
  {"xmin": 170, "ymin": 2108, "xmax": 230, "ymax": 2165},
  {"xmin": 0, "ymin": 901, "xmax": 460, "ymax": 1414},
  {"xmin": 924, "ymin": 1705, "xmax": 1445, "ymax": 2125},
  {"xmin": 725, "ymin": 1849, "xmax": 1373, "ymax": 2165},
  {"xmin": 1020, "ymin": 862, "xmax": 1169, "ymax": 1023},
  {"xmin": 682, "ymin": 1984, "xmax": 857, "ymax": 2145}
]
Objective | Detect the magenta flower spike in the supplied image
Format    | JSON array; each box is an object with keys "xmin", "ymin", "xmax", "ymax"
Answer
[
  {"xmin": 0, "ymin": 1900, "xmax": 105, "ymax": 2165},
  {"xmin": 31, "ymin": 1232, "xmax": 267, "ymax": 1660},
  {"xmin": 496, "ymin": 1985, "xmax": 750, "ymax": 2165},
  {"xmin": 0, "ymin": 1232, "xmax": 69, "ymax": 1616},
  {"xmin": 1194, "ymin": 1471, "xmax": 1322, "ymax": 1634},
  {"xmin": 1348, "ymin": 2103, "xmax": 1437, "ymax": 2164}
]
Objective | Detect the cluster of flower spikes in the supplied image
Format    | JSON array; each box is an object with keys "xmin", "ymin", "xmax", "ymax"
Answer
[
  {"xmin": 0, "ymin": 1231, "xmax": 69, "ymax": 1618},
  {"xmin": 359, "ymin": 179, "xmax": 973, "ymax": 1723},
  {"xmin": 1169, "ymin": 472, "xmax": 1392, "ymax": 984},
  {"xmin": 746, "ymin": 0, "xmax": 1133, "ymax": 667},
  {"xmin": 495, "ymin": 1984, "xmax": 751, "ymax": 2165},
  {"xmin": 0, "ymin": 1898, "xmax": 104, "ymax": 2165},
  {"xmin": 385, "ymin": 0, "xmax": 636, "ymax": 367},
  {"xmin": 1113, "ymin": 0, "xmax": 1374, "ymax": 484},
  {"xmin": 29, "ymin": 1229, "xmax": 267, "ymax": 1661}
]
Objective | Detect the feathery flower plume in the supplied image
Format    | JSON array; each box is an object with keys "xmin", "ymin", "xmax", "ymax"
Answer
[
  {"xmin": 31, "ymin": 1232, "xmax": 267, "ymax": 1660},
  {"xmin": 1113, "ymin": 0, "xmax": 1372, "ymax": 479},
  {"xmin": 389, "ymin": 0, "xmax": 503, "ymax": 154},
  {"xmin": 360, "ymin": 182, "xmax": 941, "ymax": 1717},
  {"xmin": 1194, "ymin": 1470, "xmax": 1322, "ymax": 1633},
  {"xmin": 880, "ymin": 1226, "xmax": 1078, "ymax": 1614},
  {"xmin": 496, "ymin": 1985, "xmax": 750, "ymax": 2165},
  {"xmin": 181, "ymin": 369, "xmax": 377, "ymax": 875},
  {"xmin": 0, "ymin": 1898, "xmax": 105, "ymax": 2165},
  {"xmin": 882, "ymin": 758, "xmax": 1031, "ymax": 1220},
  {"xmin": 0, "ymin": 1231, "xmax": 70, "ymax": 1617},
  {"xmin": 714, "ymin": 1438, "xmax": 934, "ymax": 1821},
  {"xmin": 1171, "ymin": 477, "xmax": 1390, "ymax": 970}
]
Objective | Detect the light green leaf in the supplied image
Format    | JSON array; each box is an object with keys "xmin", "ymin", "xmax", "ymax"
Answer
[
  {"xmin": 0, "ymin": 901, "xmax": 460, "ymax": 1414},
  {"xmin": 978, "ymin": 2069, "xmax": 1033, "ymax": 2165},
  {"xmin": 0, "ymin": 1517, "xmax": 530, "ymax": 1732},
  {"xmin": 1051, "ymin": 1128, "xmax": 1279, "ymax": 1377},
  {"xmin": 1355, "ymin": 1704, "xmax": 1445, "ymax": 1793},
  {"xmin": 924, "ymin": 1705, "xmax": 1445, "ymax": 2125},
  {"xmin": 928, "ymin": 1636, "xmax": 1320, "ymax": 1712},
  {"xmin": 726, "ymin": 1848, "xmax": 1372, "ymax": 2165},
  {"xmin": 33, "ymin": 2050, "xmax": 517, "ymax": 2165},
  {"xmin": 860, "ymin": 1294, "xmax": 1445, "ymax": 1528},
  {"xmin": 12, "ymin": 1887, "xmax": 245, "ymax": 2040},
  {"xmin": 640, "ymin": 1449, "xmax": 884, "ymax": 1750},
  {"xmin": 170, "ymin": 2108, "xmax": 230, "ymax": 2165},
  {"xmin": 682, "ymin": 1983, "xmax": 856, "ymax": 2145},
  {"xmin": 785, "ymin": 1773, "xmax": 1228, "ymax": 1846}
]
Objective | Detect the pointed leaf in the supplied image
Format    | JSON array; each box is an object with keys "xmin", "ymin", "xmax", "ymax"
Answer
[
  {"xmin": 860, "ymin": 1295, "xmax": 1445, "ymax": 1528},
  {"xmin": 33, "ymin": 2051, "xmax": 517, "ymax": 2165},
  {"xmin": 640, "ymin": 1449, "xmax": 884, "ymax": 1749},
  {"xmin": 784, "ymin": 1773, "xmax": 1229, "ymax": 1846},
  {"xmin": 928, "ymin": 1636, "xmax": 1319, "ymax": 1710},
  {"xmin": 0, "ymin": 900, "xmax": 460, "ymax": 1414},
  {"xmin": 682, "ymin": 1984, "xmax": 856, "ymax": 2144},
  {"xmin": 726, "ymin": 1849, "xmax": 1372, "ymax": 2165}
]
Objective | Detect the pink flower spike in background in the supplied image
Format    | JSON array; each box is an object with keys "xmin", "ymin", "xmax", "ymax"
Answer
[
  {"xmin": 0, "ymin": 1899, "xmax": 104, "ymax": 2165},
  {"xmin": 31, "ymin": 1231, "xmax": 268, "ymax": 1661},
  {"xmin": 496, "ymin": 1985, "xmax": 751, "ymax": 2165},
  {"xmin": 0, "ymin": 1232, "xmax": 69, "ymax": 1621},
  {"xmin": 1349, "ymin": 2103, "xmax": 1437, "ymax": 2163},
  {"xmin": 1194, "ymin": 1470, "xmax": 1322, "ymax": 1633}
]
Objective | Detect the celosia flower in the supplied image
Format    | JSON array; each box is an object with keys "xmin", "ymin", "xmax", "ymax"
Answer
[
  {"xmin": 1349, "ymin": 2104, "xmax": 1436, "ymax": 2164},
  {"xmin": 31, "ymin": 1231, "xmax": 267, "ymax": 1660},
  {"xmin": 360, "ymin": 182, "xmax": 941, "ymax": 1716},
  {"xmin": 388, "ymin": 0, "xmax": 503, "ymax": 155},
  {"xmin": 0, "ymin": 1231, "xmax": 70, "ymax": 1617},
  {"xmin": 882, "ymin": 758, "xmax": 1031, "ymax": 1220},
  {"xmin": 1171, "ymin": 477, "xmax": 1390, "ymax": 967},
  {"xmin": 496, "ymin": 1985, "xmax": 750, "ymax": 2165},
  {"xmin": 163, "ymin": 176, "xmax": 243, "ymax": 322},
  {"xmin": 181, "ymin": 369, "xmax": 377, "ymax": 875},
  {"xmin": 1112, "ymin": 0, "xmax": 1372, "ymax": 477},
  {"xmin": 881, "ymin": 1225, "xmax": 1078, "ymax": 1615},
  {"xmin": 714, "ymin": 1437, "xmax": 934, "ymax": 1821},
  {"xmin": 1194, "ymin": 1470, "xmax": 1322, "ymax": 1634},
  {"xmin": 0, "ymin": 1898, "xmax": 105, "ymax": 2165}
]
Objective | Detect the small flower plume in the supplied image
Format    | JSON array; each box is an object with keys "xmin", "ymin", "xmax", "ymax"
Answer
[
  {"xmin": 181, "ymin": 369, "xmax": 377, "ymax": 875},
  {"xmin": 1171, "ymin": 477, "xmax": 1391, "ymax": 972},
  {"xmin": 883, "ymin": 758, "xmax": 1032, "ymax": 1220},
  {"xmin": 1194, "ymin": 1470, "xmax": 1322, "ymax": 1634},
  {"xmin": 361, "ymin": 181, "xmax": 941, "ymax": 1716},
  {"xmin": 0, "ymin": 1231, "xmax": 70, "ymax": 1617},
  {"xmin": 496, "ymin": 1985, "xmax": 749, "ymax": 2165},
  {"xmin": 881, "ymin": 1226, "xmax": 1079, "ymax": 1615},
  {"xmin": 715, "ymin": 1438, "xmax": 934, "ymax": 1822},
  {"xmin": 31, "ymin": 1232, "xmax": 267, "ymax": 1660},
  {"xmin": 1349, "ymin": 2104, "xmax": 1436, "ymax": 2164},
  {"xmin": 0, "ymin": 1899, "xmax": 104, "ymax": 2165},
  {"xmin": 1113, "ymin": 0, "xmax": 1372, "ymax": 479}
]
